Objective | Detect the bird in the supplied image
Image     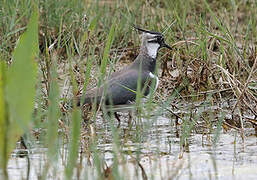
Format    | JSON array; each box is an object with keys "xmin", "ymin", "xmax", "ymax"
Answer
[{"xmin": 76, "ymin": 26, "xmax": 172, "ymax": 122}]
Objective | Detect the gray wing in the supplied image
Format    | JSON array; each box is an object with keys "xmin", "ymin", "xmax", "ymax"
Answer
[
  {"xmin": 81, "ymin": 69, "xmax": 150, "ymax": 105},
  {"xmin": 105, "ymin": 69, "xmax": 150, "ymax": 105}
]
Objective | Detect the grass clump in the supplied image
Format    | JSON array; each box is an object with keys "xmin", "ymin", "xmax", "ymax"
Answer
[{"xmin": 0, "ymin": 0, "xmax": 256, "ymax": 179}]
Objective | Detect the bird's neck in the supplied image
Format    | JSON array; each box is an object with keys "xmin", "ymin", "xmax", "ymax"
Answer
[
  {"xmin": 131, "ymin": 43, "xmax": 160, "ymax": 73},
  {"xmin": 145, "ymin": 43, "xmax": 160, "ymax": 59},
  {"xmin": 139, "ymin": 43, "xmax": 160, "ymax": 59},
  {"xmin": 132, "ymin": 53, "xmax": 156, "ymax": 73}
]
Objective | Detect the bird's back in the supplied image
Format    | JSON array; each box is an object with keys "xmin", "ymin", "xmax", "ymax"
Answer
[{"xmin": 79, "ymin": 66, "xmax": 151, "ymax": 106}]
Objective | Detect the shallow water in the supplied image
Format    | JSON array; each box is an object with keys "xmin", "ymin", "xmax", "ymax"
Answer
[{"xmin": 6, "ymin": 115, "xmax": 257, "ymax": 180}]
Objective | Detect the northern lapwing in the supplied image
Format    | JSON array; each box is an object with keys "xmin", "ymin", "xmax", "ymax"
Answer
[{"xmin": 76, "ymin": 26, "xmax": 172, "ymax": 122}]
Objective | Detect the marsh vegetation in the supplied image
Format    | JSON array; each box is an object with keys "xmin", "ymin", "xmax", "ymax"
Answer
[{"xmin": 0, "ymin": 0, "xmax": 256, "ymax": 179}]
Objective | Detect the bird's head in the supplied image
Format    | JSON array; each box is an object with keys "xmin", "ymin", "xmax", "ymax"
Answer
[{"xmin": 134, "ymin": 26, "xmax": 172, "ymax": 58}]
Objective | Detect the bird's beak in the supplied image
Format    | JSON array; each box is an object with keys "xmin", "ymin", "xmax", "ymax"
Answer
[{"xmin": 162, "ymin": 42, "xmax": 172, "ymax": 50}]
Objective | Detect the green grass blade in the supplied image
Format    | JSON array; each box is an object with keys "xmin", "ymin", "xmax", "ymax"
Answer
[
  {"xmin": 100, "ymin": 23, "xmax": 115, "ymax": 77},
  {"xmin": 46, "ymin": 55, "xmax": 60, "ymax": 163},
  {"xmin": 0, "ymin": 62, "xmax": 8, "ymax": 179},
  {"xmin": 4, "ymin": 8, "xmax": 39, "ymax": 157},
  {"xmin": 65, "ymin": 108, "xmax": 81, "ymax": 180}
]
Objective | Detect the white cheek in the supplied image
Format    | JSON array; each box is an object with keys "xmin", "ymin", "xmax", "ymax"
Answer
[{"xmin": 146, "ymin": 43, "xmax": 160, "ymax": 58}]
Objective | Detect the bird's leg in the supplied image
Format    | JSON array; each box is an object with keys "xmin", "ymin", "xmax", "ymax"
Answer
[
  {"xmin": 128, "ymin": 111, "xmax": 133, "ymax": 129},
  {"xmin": 20, "ymin": 136, "xmax": 28, "ymax": 149},
  {"xmin": 114, "ymin": 112, "xmax": 121, "ymax": 125},
  {"xmin": 106, "ymin": 112, "xmax": 121, "ymax": 127}
]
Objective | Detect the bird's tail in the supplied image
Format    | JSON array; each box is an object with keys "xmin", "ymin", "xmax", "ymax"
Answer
[
  {"xmin": 75, "ymin": 95, "xmax": 95, "ymax": 106},
  {"xmin": 61, "ymin": 96, "xmax": 84, "ymax": 110},
  {"xmin": 61, "ymin": 95, "xmax": 97, "ymax": 112}
]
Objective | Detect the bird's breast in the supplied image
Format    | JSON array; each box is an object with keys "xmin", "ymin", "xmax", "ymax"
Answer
[{"xmin": 148, "ymin": 72, "xmax": 159, "ymax": 93}]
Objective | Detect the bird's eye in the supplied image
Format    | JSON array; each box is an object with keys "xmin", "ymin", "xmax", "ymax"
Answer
[
  {"xmin": 148, "ymin": 35, "xmax": 164, "ymax": 44},
  {"xmin": 157, "ymin": 36, "xmax": 163, "ymax": 43}
]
